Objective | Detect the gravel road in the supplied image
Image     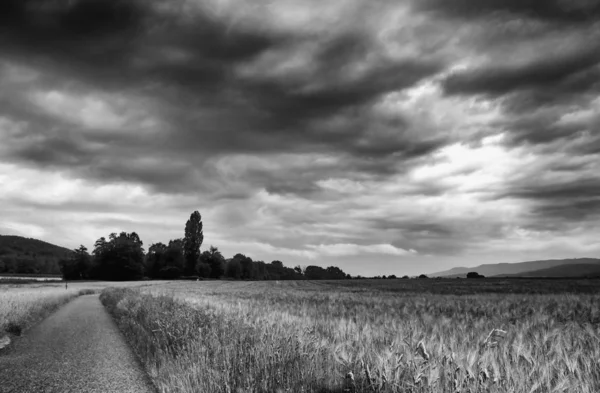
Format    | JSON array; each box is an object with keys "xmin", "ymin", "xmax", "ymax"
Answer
[{"xmin": 0, "ymin": 294, "xmax": 156, "ymax": 393}]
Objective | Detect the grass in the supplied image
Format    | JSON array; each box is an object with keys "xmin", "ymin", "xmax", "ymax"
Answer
[
  {"xmin": 0, "ymin": 285, "xmax": 90, "ymax": 336},
  {"xmin": 101, "ymin": 280, "xmax": 600, "ymax": 393},
  {"xmin": 0, "ymin": 280, "xmax": 168, "ymax": 338}
]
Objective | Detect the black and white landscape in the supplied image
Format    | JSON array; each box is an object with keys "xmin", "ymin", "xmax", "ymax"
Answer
[{"xmin": 1, "ymin": 1, "xmax": 599, "ymax": 393}]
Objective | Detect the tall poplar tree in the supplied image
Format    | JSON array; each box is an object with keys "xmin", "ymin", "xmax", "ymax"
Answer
[{"xmin": 183, "ymin": 211, "xmax": 204, "ymax": 275}]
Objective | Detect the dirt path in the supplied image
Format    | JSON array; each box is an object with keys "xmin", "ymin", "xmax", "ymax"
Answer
[{"xmin": 0, "ymin": 294, "xmax": 156, "ymax": 393}]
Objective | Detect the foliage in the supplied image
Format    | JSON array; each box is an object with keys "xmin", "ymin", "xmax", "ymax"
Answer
[
  {"xmin": 92, "ymin": 232, "xmax": 145, "ymax": 281},
  {"xmin": 225, "ymin": 258, "xmax": 241, "ymax": 279},
  {"xmin": 304, "ymin": 265, "xmax": 347, "ymax": 280},
  {"xmin": 1, "ymin": 220, "xmax": 351, "ymax": 282},
  {"xmin": 222, "ymin": 257, "xmax": 308, "ymax": 280},
  {"xmin": 183, "ymin": 211, "xmax": 204, "ymax": 276},
  {"xmin": 196, "ymin": 262, "xmax": 211, "ymax": 278},
  {"xmin": 198, "ymin": 246, "xmax": 225, "ymax": 278},
  {"xmin": 467, "ymin": 271, "xmax": 485, "ymax": 279},
  {"xmin": 146, "ymin": 240, "xmax": 185, "ymax": 279},
  {"xmin": 58, "ymin": 245, "xmax": 91, "ymax": 280},
  {"xmin": 0, "ymin": 235, "xmax": 70, "ymax": 275}
]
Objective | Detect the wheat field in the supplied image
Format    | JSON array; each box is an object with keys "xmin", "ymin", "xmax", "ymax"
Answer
[
  {"xmin": 101, "ymin": 279, "xmax": 600, "ymax": 393},
  {"xmin": 0, "ymin": 283, "xmax": 92, "ymax": 336},
  {"xmin": 0, "ymin": 280, "xmax": 167, "ymax": 337}
]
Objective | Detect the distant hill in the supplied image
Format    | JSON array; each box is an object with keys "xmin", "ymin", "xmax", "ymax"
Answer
[
  {"xmin": 0, "ymin": 235, "xmax": 73, "ymax": 275},
  {"xmin": 494, "ymin": 264, "xmax": 600, "ymax": 278},
  {"xmin": 430, "ymin": 258, "xmax": 600, "ymax": 278}
]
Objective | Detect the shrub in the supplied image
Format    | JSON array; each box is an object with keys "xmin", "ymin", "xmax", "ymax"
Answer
[
  {"xmin": 467, "ymin": 272, "xmax": 485, "ymax": 279},
  {"xmin": 5, "ymin": 321, "xmax": 22, "ymax": 336}
]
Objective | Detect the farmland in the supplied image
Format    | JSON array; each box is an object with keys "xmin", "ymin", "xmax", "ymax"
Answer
[
  {"xmin": 101, "ymin": 279, "xmax": 600, "ymax": 393},
  {"xmin": 0, "ymin": 280, "xmax": 166, "ymax": 338}
]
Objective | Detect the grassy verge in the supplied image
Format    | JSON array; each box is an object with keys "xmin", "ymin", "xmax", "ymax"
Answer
[
  {"xmin": 100, "ymin": 287, "xmax": 346, "ymax": 393},
  {"xmin": 0, "ymin": 286, "xmax": 98, "ymax": 336}
]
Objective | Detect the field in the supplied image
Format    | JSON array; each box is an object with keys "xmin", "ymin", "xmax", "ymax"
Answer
[
  {"xmin": 0, "ymin": 280, "xmax": 165, "ymax": 337},
  {"xmin": 100, "ymin": 279, "xmax": 600, "ymax": 393}
]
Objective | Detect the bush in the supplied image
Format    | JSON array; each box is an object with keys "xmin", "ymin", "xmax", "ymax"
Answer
[
  {"xmin": 158, "ymin": 266, "xmax": 182, "ymax": 279},
  {"xmin": 5, "ymin": 321, "xmax": 22, "ymax": 336},
  {"xmin": 467, "ymin": 272, "xmax": 485, "ymax": 279}
]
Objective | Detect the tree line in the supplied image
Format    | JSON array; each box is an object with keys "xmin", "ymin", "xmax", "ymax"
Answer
[{"xmin": 59, "ymin": 211, "xmax": 350, "ymax": 281}]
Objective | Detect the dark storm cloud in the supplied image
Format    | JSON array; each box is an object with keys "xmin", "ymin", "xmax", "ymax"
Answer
[
  {"xmin": 443, "ymin": 48, "xmax": 600, "ymax": 97},
  {"xmin": 0, "ymin": 0, "xmax": 281, "ymax": 90},
  {"xmin": 509, "ymin": 177, "xmax": 600, "ymax": 202},
  {"xmin": 497, "ymin": 109, "xmax": 589, "ymax": 147},
  {"xmin": 421, "ymin": 0, "xmax": 600, "ymax": 135},
  {"xmin": 512, "ymin": 186, "xmax": 600, "ymax": 223},
  {"xmin": 497, "ymin": 154, "xmax": 600, "ymax": 224},
  {"xmin": 415, "ymin": 0, "xmax": 600, "ymax": 24},
  {"xmin": 370, "ymin": 220, "xmax": 454, "ymax": 236},
  {"xmin": 0, "ymin": 0, "xmax": 447, "ymax": 196}
]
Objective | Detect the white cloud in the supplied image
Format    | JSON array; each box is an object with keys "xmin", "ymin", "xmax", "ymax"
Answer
[{"xmin": 307, "ymin": 243, "xmax": 414, "ymax": 257}]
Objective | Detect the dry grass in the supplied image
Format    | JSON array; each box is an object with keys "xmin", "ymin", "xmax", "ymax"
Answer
[
  {"xmin": 0, "ymin": 280, "xmax": 168, "ymax": 337},
  {"xmin": 101, "ymin": 280, "xmax": 600, "ymax": 393},
  {"xmin": 0, "ymin": 285, "xmax": 85, "ymax": 335}
]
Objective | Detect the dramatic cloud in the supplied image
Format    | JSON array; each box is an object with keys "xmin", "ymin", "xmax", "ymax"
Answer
[{"xmin": 1, "ymin": 0, "xmax": 599, "ymax": 275}]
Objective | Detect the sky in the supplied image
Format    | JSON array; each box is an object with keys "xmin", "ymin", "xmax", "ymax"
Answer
[{"xmin": 1, "ymin": 0, "xmax": 599, "ymax": 276}]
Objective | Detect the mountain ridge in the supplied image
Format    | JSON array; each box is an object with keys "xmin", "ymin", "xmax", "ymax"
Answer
[
  {"xmin": 430, "ymin": 258, "xmax": 600, "ymax": 278},
  {"xmin": 493, "ymin": 263, "xmax": 600, "ymax": 278}
]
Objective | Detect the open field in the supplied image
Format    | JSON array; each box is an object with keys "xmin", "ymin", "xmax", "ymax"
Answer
[
  {"xmin": 101, "ymin": 279, "xmax": 600, "ymax": 393},
  {"xmin": 0, "ymin": 281, "xmax": 168, "ymax": 338}
]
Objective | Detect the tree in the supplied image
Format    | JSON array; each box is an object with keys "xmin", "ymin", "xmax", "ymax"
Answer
[
  {"xmin": 59, "ymin": 245, "xmax": 92, "ymax": 280},
  {"xmin": 163, "ymin": 239, "xmax": 185, "ymax": 276},
  {"xmin": 467, "ymin": 272, "xmax": 485, "ymax": 279},
  {"xmin": 2, "ymin": 257, "xmax": 16, "ymax": 273},
  {"xmin": 303, "ymin": 265, "xmax": 348, "ymax": 280},
  {"xmin": 16, "ymin": 258, "xmax": 36, "ymax": 274},
  {"xmin": 266, "ymin": 260, "xmax": 284, "ymax": 280},
  {"xmin": 146, "ymin": 242, "xmax": 167, "ymax": 278},
  {"xmin": 225, "ymin": 258, "xmax": 242, "ymax": 279},
  {"xmin": 196, "ymin": 262, "xmax": 211, "ymax": 278},
  {"xmin": 199, "ymin": 246, "xmax": 225, "ymax": 279},
  {"xmin": 254, "ymin": 261, "xmax": 268, "ymax": 280},
  {"xmin": 325, "ymin": 266, "xmax": 347, "ymax": 280},
  {"xmin": 304, "ymin": 265, "xmax": 326, "ymax": 279},
  {"xmin": 146, "ymin": 240, "xmax": 185, "ymax": 279},
  {"xmin": 183, "ymin": 211, "xmax": 204, "ymax": 276},
  {"xmin": 92, "ymin": 232, "xmax": 145, "ymax": 280},
  {"xmin": 234, "ymin": 254, "xmax": 254, "ymax": 279},
  {"xmin": 418, "ymin": 274, "xmax": 429, "ymax": 279}
]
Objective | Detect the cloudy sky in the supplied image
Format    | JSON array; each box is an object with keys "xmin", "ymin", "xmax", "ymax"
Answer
[{"xmin": 1, "ymin": 0, "xmax": 599, "ymax": 276}]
